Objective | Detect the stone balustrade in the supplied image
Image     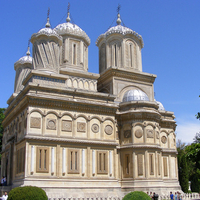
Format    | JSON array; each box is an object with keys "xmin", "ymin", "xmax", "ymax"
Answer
[{"xmin": 47, "ymin": 193, "xmax": 200, "ymax": 200}]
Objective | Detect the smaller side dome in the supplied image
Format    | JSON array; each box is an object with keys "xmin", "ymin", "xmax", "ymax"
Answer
[
  {"xmin": 14, "ymin": 47, "xmax": 32, "ymax": 70},
  {"xmin": 123, "ymin": 89, "xmax": 149, "ymax": 102},
  {"xmin": 14, "ymin": 47, "xmax": 33, "ymax": 93},
  {"xmin": 155, "ymin": 99, "xmax": 165, "ymax": 111}
]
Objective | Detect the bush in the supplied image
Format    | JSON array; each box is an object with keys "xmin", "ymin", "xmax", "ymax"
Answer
[
  {"xmin": 7, "ymin": 186, "xmax": 48, "ymax": 200},
  {"xmin": 123, "ymin": 191, "xmax": 151, "ymax": 200}
]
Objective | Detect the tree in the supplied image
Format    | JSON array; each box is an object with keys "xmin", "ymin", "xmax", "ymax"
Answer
[
  {"xmin": 193, "ymin": 132, "xmax": 200, "ymax": 143},
  {"xmin": 185, "ymin": 143, "xmax": 200, "ymax": 192},
  {"xmin": 179, "ymin": 154, "xmax": 189, "ymax": 192}
]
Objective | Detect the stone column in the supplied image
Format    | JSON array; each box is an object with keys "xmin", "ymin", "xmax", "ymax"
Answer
[
  {"xmin": 51, "ymin": 147, "xmax": 54, "ymax": 175},
  {"xmin": 42, "ymin": 111, "xmax": 46, "ymax": 136},
  {"xmin": 64, "ymin": 38, "xmax": 69, "ymax": 62},
  {"xmin": 133, "ymin": 151, "xmax": 136, "ymax": 179},
  {"xmin": 80, "ymin": 41, "xmax": 83, "ymax": 65},
  {"xmin": 145, "ymin": 150, "xmax": 148, "ymax": 178},
  {"xmin": 31, "ymin": 145, "xmax": 34, "ymax": 174},
  {"xmin": 131, "ymin": 123, "xmax": 134, "ymax": 144},
  {"xmin": 87, "ymin": 147, "xmax": 90, "ymax": 178},
  {"xmin": 87, "ymin": 118, "xmax": 90, "ymax": 139},
  {"xmin": 82, "ymin": 149, "xmax": 85, "ymax": 176},
  {"xmin": 109, "ymin": 150, "xmax": 112, "ymax": 176},
  {"xmin": 106, "ymin": 44, "xmax": 109, "ymax": 69},
  {"xmin": 62, "ymin": 148, "xmax": 66, "ymax": 175},
  {"xmin": 121, "ymin": 40, "xmax": 125, "ymax": 67},
  {"xmin": 57, "ymin": 145, "xmax": 60, "ymax": 177},
  {"xmin": 169, "ymin": 155, "xmax": 171, "ymax": 179},
  {"xmin": 92, "ymin": 150, "xmax": 95, "ymax": 176}
]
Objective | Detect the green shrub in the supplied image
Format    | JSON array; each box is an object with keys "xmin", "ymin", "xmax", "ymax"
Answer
[
  {"xmin": 7, "ymin": 186, "xmax": 48, "ymax": 200},
  {"xmin": 123, "ymin": 191, "xmax": 151, "ymax": 200}
]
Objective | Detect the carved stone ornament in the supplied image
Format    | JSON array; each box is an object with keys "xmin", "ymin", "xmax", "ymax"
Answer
[
  {"xmin": 91, "ymin": 124, "xmax": 99, "ymax": 133},
  {"xmin": 124, "ymin": 130, "xmax": 131, "ymax": 138},
  {"xmin": 30, "ymin": 117, "xmax": 41, "ymax": 129},
  {"xmin": 146, "ymin": 129, "xmax": 154, "ymax": 138},
  {"xmin": 135, "ymin": 129, "xmax": 143, "ymax": 138},
  {"xmin": 156, "ymin": 131, "xmax": 159, "ymax": 139},
  {"xmin": 62, "ymin": 120, "xmax": 72, "ymax": 132},
  {"xmin": 24, "ymin": 118, "xmax": 27, "ymax": 128},
  {"xmin": 47, "ymin": 119, "xmax": 56, "ymax": 130},
  {"xmin": 161, "ymin": 136, "xmax": 167, "ymax": 144},
  {"xmin": 77, "ymin": 122, "xmax": 86, "ymax": 132},
  {"xmin": 104, "ymin": 125, "xmax": 113, "ymax": 135}
]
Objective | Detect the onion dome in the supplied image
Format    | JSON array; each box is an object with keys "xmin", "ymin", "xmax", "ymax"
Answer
[
  {"xmin": 54, "ymin": 12, "xmax": 90, "ymax": 46},
  {"xmin": 155, "ymin": 99, "xmax": 165, "ymax": 111},
  {"xmin": 14, "ymin": 47, "xmax": 33, "ymax": 93},
  {"xmin": 96, "ymin": 13, "xmax": 143, "ymax": 48},
  {"xmin": 31, "ymin": 16, "xmax": 62, "ymax": 44},
  {"xmin": 14, "ymin": 47, "xmax": 32, "ymax": 70},
  {"xmin": 123, "ymin": 89, "xmax": 149, "ymax": 102},
  {"xmin": 31, "ymin": 14, "xmax": 62, "ymax": 73}
]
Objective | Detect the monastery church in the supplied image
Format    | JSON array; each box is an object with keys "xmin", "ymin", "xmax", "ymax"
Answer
[{"xmin": 1, "ymin": 8, "xmax": 180, "ymax": 198}]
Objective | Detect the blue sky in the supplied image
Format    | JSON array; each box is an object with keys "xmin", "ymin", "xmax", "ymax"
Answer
[{"xmin": 0, "ymin": 0, "xmax": 200, "ymax": 144}]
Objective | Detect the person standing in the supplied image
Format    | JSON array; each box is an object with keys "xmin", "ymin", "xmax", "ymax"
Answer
[
  {"xmin": 174, "ymin": 192, "xmax": 177, "ymax": 200},
  {"xmin": 1, "ymin": 192, "xmax": 8, "ymax": 200},
  {"xmin": 170, "ymin": 192, "xmax": 174, "ymax": 200}
]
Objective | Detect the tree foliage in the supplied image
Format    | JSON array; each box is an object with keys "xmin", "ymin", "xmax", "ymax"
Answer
[
  {"xmin": 123, "ymin": 191, "xmax": 151, "ymax": 200},
  {"xmin": 184, "ymin": 142, "xmax": 200, "ymax": 192},
  {"xmin": 179, "ymin": 154, "xmax": 189, "ymax": 192},
  {"xmin": 7, "ymin": 186, "xmax": 48, "ymax": 200}
]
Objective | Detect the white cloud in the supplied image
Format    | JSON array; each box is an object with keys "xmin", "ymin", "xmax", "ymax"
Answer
[{"xmin": 176, "ymin": 120, "xmax": 200, "ymax": 144}]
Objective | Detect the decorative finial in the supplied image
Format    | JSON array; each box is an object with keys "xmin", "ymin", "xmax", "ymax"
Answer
[
  {"xmin": 117, "ymin": 4, "xmax": 121, "ymax": 14},
  {"xmin": 26, "ymin": 40, "xmax": 31, "ymax": 56},
  {"xmin": 66, "ymin": 2, "xmax": 71, "ymax": 22},
  {"xmin": 116, "ymin": 4, "xmax": 121, "ymax": 25},
  {"xmin": 45, "ymin": 8, "xmax": 51, "ymax": 28}
]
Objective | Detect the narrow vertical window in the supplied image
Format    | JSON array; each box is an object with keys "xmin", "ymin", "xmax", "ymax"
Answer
[
  {"xmin": 149, "ymin": 154, "xmax": 154, "ymax": 175},
  {"xmin": 73, "ymin": 44, "xmax": 76, "ymax": 65},
  {"xmin": 99, "ymin": 153, "xmax": 102, "ymax": 171},
  {"xmin": 97, "ymin": 151, "xmax": 108, "ymax": 174},
  {"xmin": 39, "ymin": 149, "xmax": 42, "ymax": 169},
  {"xmin": 75, "ymin": 152, "xmax": 77, "ymax": 170},
  {"xmin": 36, "ymin": 147, "xmax": 49, "ymax": 173},
  {"xmin": 71, "ymin": 151, "xmax": 73, "ymax": 170},
  {"xmin": 103, "ymin": 153, "xmax": 106, "ymax": 171},
  {"xmin": 44, "ymin": 150, "xmax": 47, "ymax": 169},
  {"xmin": 130, "ymin": 44, "xmax": 132, "ymax": 67},
  {"xmin": 163, "ymin": 157, "xmax": 168, "ymax": 177},
  {"xmin": 68, "ymin": 149, "xmax": 79, "ymax": 174},
  {"xmin": 126, "ymin": 155, "xmax": 129, "ymax": 174},
  {"xmin": 114, "ymin": 44, "xmax": 117, "ymax": 66}
]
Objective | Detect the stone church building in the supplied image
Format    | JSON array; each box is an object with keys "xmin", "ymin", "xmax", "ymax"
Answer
[{"xmin": 1, "ymin": 10, "xmax": 180, "ymax": 198}]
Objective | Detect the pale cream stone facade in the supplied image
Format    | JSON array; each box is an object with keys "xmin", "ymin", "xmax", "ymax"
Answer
[{"xmin": 1, "ymin": 11, "xmax": 180, "ymax": 197}]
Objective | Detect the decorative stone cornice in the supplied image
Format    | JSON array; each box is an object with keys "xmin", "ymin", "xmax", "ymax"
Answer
[
  {"xmin": 25, "ymin": 135, "xmax": 118, "ymax": 146},
  {"xmin": 98, "ymin": 67, "xmax": 156, "ymax": 86},
  {"xmin": 117, "ymin": 144, "xmax": 162, "ymax": 150}
]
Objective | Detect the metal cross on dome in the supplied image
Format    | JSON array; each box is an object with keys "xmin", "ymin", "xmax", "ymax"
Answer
[
  {"xmin": 117, "ymin": 4, "xmax": 121, "ymax": 14},
  {"xmin": 47, "ymin": 7, "xmax": 50, "ymax": 18},
  {"xmin": 67, "ymin": 2, "xmax": 70, "ymax": 13}
]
